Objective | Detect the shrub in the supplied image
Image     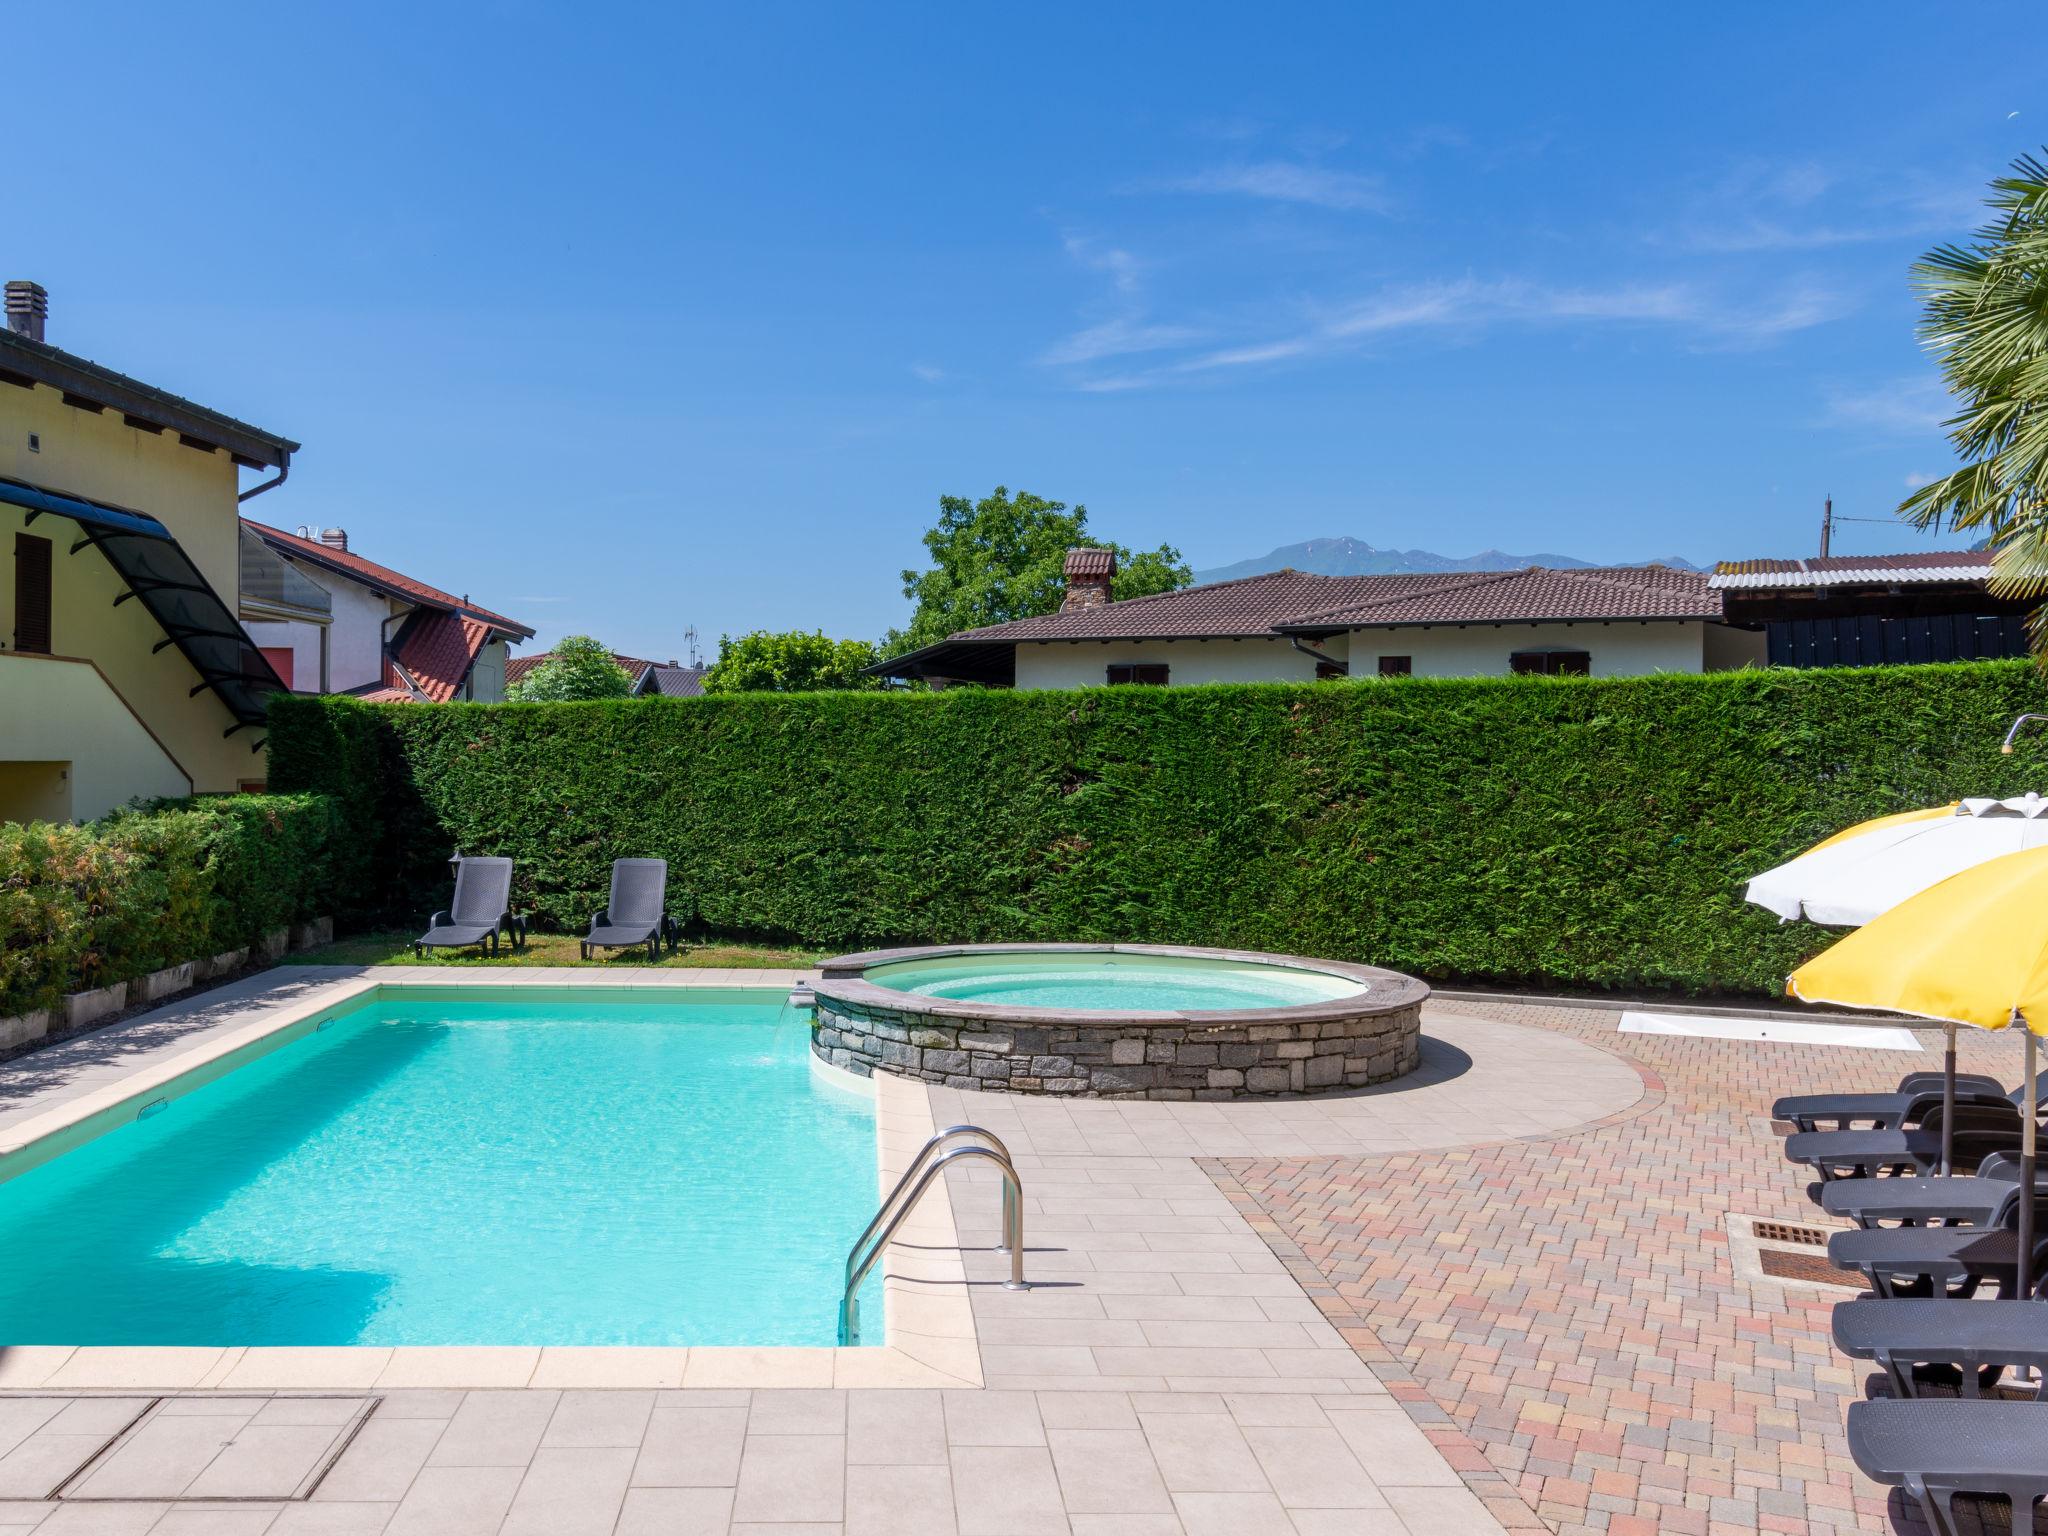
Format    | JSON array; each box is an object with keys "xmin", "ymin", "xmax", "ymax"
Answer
[
  {"xmin": 267, "ymin": 661, "xmax": 2048, "ymax": 996},
  {"xmin": 0, "ymin": 794, "xmax": 340, "ymax": 1018}
]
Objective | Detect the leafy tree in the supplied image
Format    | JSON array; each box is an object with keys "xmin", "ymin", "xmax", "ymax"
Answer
[
  {"xmin": 701, "ymin": 629, "xmax": 883, "ymax": 693},
  {"xmin": 1900, "ymin": 152, "xmax": 2048, "ymax": 651},
  {"xmin": 506, "ymin": 636, "xmax": 635, "ymax": 701},
  {"xmin": 886, "ymin": 486, "xmax": 1191, "ymax": 654}
]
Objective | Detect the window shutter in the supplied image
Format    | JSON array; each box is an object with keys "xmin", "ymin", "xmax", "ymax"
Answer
[
  {"xmin": 1377, "ymin": 655, "xmax": 1412, "ymax": 676},
  {"xmin": 1510, "ymin": 649, "xmax": 1590, "ymax": 676},
  {"xmin": 13, "ymin": 532, "xmax": 51, "ymax": 654}
]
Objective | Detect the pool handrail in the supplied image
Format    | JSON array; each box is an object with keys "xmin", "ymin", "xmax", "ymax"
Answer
[
  {"xmin": 840, "ymin": 1129, "xmax": 1027, "ymax": 1345},
  {"xmin": 846, "ymin": 1124, "xmax": 1017, "ymax": 1280}
]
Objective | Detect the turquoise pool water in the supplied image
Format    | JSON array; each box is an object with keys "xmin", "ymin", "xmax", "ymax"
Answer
[
  {"xmin": 867, "ymin": 952, "xmax": 1365, "ymax": 1012},
  {"xmin": 0, "ymin": 990, "xmax": 881, "ymax": 1347}
]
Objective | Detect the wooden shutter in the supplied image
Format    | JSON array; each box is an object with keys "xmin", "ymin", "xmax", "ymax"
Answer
[
  {"xmin": 13, "ymin": 532, "xmax": 51, "ymax": 654},
  {"xmin": 1510, "ymin": 649, "xmax": 1590, "ymax": 676},
  {"xmin": 1377, "ymin": 655, "xmax": 1412, "ymax": 676}
]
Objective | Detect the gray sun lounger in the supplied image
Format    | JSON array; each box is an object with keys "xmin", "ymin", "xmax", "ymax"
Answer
[
  {"xmin": 1849, "ymin": 1397, "xmax": 2048, "ymax": 1536},
  {"xmin": 1785, "ymin": 1102, "xmax": 2027, "ymax": 1183},
  {"xmin": 1821, "ymin": 1164, "xmax": 2046, "ymax": 1230},
  {"xmin": 1828, "ymin": 1222, "xmax": 2048, "ymax": 1300},
  {"xmin": 1834, "ymin": 1295, "xmax": 2048, "ymax": 1399},
  {"xmin": 581, "ymin": 859, "xmax": 679, "ymax": 961},
  {"xmin": 1774, "ymin": 1072, "xmax": 2015, "ymax": 1133},
  {"xmin": 414, "ymin": 856, "xmax": 525, "ymax": 958}
]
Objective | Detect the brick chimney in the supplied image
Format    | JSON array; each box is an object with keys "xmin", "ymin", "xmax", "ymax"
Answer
[
  {"xmin": 1061, "ymin": 546, "xmax": 1116, "ymax": 611},
  {"xmin": 319, "ymin": 528, "xmax": 349, "ymax": 552},
  {"xmin": 5, "ymin": 281, "xmax": 48, "ymax": 344}
]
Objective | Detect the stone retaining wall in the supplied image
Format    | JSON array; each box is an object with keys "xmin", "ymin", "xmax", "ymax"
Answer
[{"xmin": 810, "ymin": 945, "xmax": 1427, "ymax": 1100}]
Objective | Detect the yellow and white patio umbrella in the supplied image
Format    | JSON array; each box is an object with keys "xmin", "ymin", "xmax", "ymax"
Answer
[
  {"xmin": 1746, "ymin": 796, "xmax": 2048, "ymax": 927},
  {"xmin": 1790, "ymin": 845, "xmax": 2048, "ymax": 1297}
]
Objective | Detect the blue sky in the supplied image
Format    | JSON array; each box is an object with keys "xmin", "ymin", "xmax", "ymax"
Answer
[{"xmin": 12, "ymin": 4, "xmax": 2043, "ymax": 658}]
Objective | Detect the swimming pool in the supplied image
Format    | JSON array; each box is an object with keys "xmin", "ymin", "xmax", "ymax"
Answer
[
  {"xmin": 0, "ymin": 988, "xmax": 881, "ymax": 1348},
  {"xmin": 866, "ymin": 949, "xmax": 1369, "ymax": 1011}
]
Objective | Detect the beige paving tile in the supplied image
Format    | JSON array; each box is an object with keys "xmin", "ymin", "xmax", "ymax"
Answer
[
  {"xmin": 746, "ymin": 1390, "xmax": 845, "ymax": 1436},
  {"xmin": 149, "ymin": 1510, "xmax": 280, "ymax": 1535},
  {"xmin": 940, "ymin": 1390, "xmax": 1043, "ymax": 1447},
  {"xmin": 268, "ymin": 1503, "xmax": 399, "ymax": 1533},
  {"xmin": 33, "ymin": 1504, "xmax": 170, "ymax": 1534},
  {"xmin": 1241, "ymin": 1425, "xmax": 1386, "ymax": 1510},
  {"xmin": 683, "ymin": 1350, "xmax": 833, "ymax": 1390},
  {"xmin": 731, "ymin": 1433, "xmax": 844, "ymax": 1524},
  {"xmin": 220, "ymin": 1350, "xmax": 390, "ymax": 1391},
  {"xmin": 251, "ymin": 1399, "xmax": 366, "ymax": 1429},
  {"xmin": 0, "ymin": 1403, "xmax": 62, "ymax": 1458},
  {"xmin": 44, "ymin": 1350, "xmax": 224, "ymax": 1391},
  {"xmin": 1324, "ymin": 1406, "xmax": 1461, "ymax": 1488},
  {"xmin": 499, "ymin": 1446, "xmax": 635, "ymax": 1536},
  {"xmin": 0, "ymin": 1350, "xmax": 74, "ymax": 1390},
  {"xmin": 1045, "ymin": 1426, "xmax": 1172, "ymax": 1515},
  {"xmin": 1140, "ymin": 1408, "xmax": 1269, "ymax": 1493},
  {"xmin": 187, "ymin": 1423, "xmax": 354, "ymax": 1498},
  {"xmin": 614, "ymin": 1486, "xmax": 734, "ymax": 1536},
  {"xmin": 0, "ymin": 1431, "xmax": 129, "ymax": 1501},
  {"xmin": 375, "ymin": 1351, "xmax": 538, "ymax": 1390},
  {"xmin": 1224, "ymin": 1394, "xmax": 1328, "ymax": 1428},
  {"xmin": 846, "ymin": 1462, "xmax": 954, "ymax": 1536},
  {"xmin": 1173, "ymin": 1489, "xmax": 1296, "ymax": 1536},
  {"xmin": 528, "ymin": 1349, "xmax": 688, "ymax": 1390},
  {"xmin": 631, "ymin": 1406, "xmax": 747, "ymax": 1487},
  {"xmin": 846, "ymin": 1391, "xmax": 947, "ymax": 1466},
  {"xmin": 1034, "ymin": 1393, "xmax": 1136, "ymax": 1431},
  {"xmin": 947, "ymin": 1445, "xmax": 1065, "ymax": 1536},
  {"xmin": 540, "ymin": 1391, "xmax": 654, "ymax": 1448},
  {"xmin": 68, "ymin": 1410, "xmax": 250, "ymax": 1499},
  {"xmin": 384, "ymin": 1464, "xmax": 522, "ymax": 1536},
  {"xmin": 1285, "ymin": 1510, "xmax": 1411, "ymax": 1535},
  {"xmin": 312, "ymin": 1416, "xmax": 445, "ymax": 1502},
  {"xmin": 1381, "ymin": 1483, "xmax": 1507, "ymax": 1533},
  {"xmin": 426, "ymin": 1392, "xmax": 558, "ymax": 1469}
]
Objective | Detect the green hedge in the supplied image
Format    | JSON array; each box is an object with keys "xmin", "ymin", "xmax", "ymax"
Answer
[
  {"xmin": 0, "ymin": 794, "xmax": 340, "ymax": 1018},
  {"xmin": 267, "ymin": 661, "xmax": 2048, "ymax": 995}
]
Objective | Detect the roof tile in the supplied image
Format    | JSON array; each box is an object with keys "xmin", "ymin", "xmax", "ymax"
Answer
[{"xmin": 243, "ymin": 519, "xmax": 533, "ymax": 637}]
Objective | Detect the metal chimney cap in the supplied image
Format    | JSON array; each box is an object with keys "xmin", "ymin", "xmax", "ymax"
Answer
[{"xmin": 5, "ymin": 281, "xmax": 48, "ymax": 343}]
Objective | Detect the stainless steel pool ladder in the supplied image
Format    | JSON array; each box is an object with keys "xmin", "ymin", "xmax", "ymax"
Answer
[{"xmin": 839, "ymin": 1124, "xmax": 1028, "ymax": 1345}]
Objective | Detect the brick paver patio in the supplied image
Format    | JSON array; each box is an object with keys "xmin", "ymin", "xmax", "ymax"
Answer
[{"xmin": 1223, "ymin": 999, "xmax": 2038, "ymax": 1536}]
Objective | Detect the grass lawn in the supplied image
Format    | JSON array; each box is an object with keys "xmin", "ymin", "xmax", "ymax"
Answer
[{"xmin": 282, "ymin": 929, "xmax": 822, "ymax": 970}]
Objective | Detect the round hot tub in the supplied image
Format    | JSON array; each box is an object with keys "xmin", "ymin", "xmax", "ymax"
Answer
[{"xmin": 808, "ymin": 943, "xmax": 1428, "ymax": 1100}]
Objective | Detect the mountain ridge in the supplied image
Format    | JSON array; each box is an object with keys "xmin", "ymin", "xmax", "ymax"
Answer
[{"xmin": 1193, "ymin": 536, "xmax": 1705, "ymax": 585}]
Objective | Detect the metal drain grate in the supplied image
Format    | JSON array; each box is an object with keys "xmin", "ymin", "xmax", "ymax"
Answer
[
  {"xmin": 1754, "ymin": 1219, "xmax": 1832, "ymax": 1248},
  {"xmin": 1759, "ymin": 1248, "xmax": 1862, "ymax": 1288}
]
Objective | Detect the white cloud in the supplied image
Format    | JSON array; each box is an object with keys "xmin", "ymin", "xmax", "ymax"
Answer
[
  {"xmin": 1659, "ymin": 160, "xmax": 1981, "ymax": 253},
  {"xmin": 1824, "ymin": 378, "xmax": 1952, "ymax": 436},
  {"xmin": 1061, "ymin": 234, "xmax": 1144, "ymax": 294},
  {"xmin": 909, "ymin": 362, "xmax": 946, "ymax": 383},
  {"xmin": 1038, "ymin": 318, "xmax": 1205, "ymax": 367},
  {"xmin": 1153, "ymin": 160, "xmax": 1392, "ymax": 213}
]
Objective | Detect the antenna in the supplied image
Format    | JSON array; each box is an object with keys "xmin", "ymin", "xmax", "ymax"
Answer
[
  {"xmin": 1819, "ymin": 496, "xmax": 1833, "ymax": 559},
  {"xmin": 684, "ymin": 625, "xmax": 702, "ymax": 669}
]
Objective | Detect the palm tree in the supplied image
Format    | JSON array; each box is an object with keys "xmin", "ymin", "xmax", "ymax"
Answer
[{"xmin": 1900, "ymin": 152, "xmax": 2048, "ymax": 651}]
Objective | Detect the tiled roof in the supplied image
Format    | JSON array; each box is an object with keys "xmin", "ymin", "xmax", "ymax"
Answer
[
  {"xmin": 242, "ymin": 519, "xmax": 533, "ymax": 638},
  {"xmin": 939, "ymin": 564, "xmax": 1721, "ymax": 645},
  {"xmin": 1709, "ymin": 551, "xmax": 1993, "ymax": 589},
  {"xmin": 377, "ymin": 611, "xmax": 494, "ymax": 702},
  {"xmin": 648, "ymin": 665, "xmax": 706, "ymax": 696},
  {"xmin": 1064, "ymin": 547, "xmax": 1116, "ymax": 577}
]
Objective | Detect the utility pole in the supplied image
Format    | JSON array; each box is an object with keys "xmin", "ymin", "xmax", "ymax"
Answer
[{"xmin": 1819, "ymin": 495, "xmax": 1833, "ymax": 559}]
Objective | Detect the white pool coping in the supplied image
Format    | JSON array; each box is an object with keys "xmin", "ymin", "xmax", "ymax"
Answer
[{"xmin": 0, "ymin": 969, "xmax": 981, "ymax": 1391}]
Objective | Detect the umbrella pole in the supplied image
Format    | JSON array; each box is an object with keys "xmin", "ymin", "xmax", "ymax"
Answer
[
  {"xmin": 2021, "ymin": 1024, "xmax": 2037, "ymax": 1304},
  {"xmin": 1943, "ymin": 1021, "xmax": 1957, "ymax": 1176}
]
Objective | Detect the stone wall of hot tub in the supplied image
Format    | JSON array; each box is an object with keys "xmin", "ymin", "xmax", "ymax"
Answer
[{"xmin": 808, "ymin": 951, "xmax": 1427, "ymax": 1100}]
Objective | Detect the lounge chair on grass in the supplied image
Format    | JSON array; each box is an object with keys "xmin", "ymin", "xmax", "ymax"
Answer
[
  {"xmin": 581, "ymin": 858, "xmax": 679, "ymax": 962},
  {"xmin": 1775, "ymin": 1072, "xmax": 2019, "ymax": 1133},
  {"xmin": 414, "ymin": 856, "xmax": 525, "ymax": 959},
  {"xmin": 1849, "ymin": 1398, "xmax": 2048, "ymax": 1536},
  {"xmin": 1785, "ymin": 1101, "xmax": 2027, "ymax": 1183},
  {"xmin": 1833, "ymin": 1293, "xmax": 2048, "ymax": 1399}
]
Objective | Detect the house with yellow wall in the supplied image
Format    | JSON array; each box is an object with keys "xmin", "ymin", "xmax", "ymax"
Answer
[{"xmin": 0, "ymin": 281, "xmax": 304, "ymax": 822}]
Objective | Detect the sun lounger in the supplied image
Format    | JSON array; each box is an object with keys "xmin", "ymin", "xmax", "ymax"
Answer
[
  {"xmin": 1833, "ymin": 1295, "xmax": 2048, "ymax": 1399},
  {"xmin": 1827, "ymin": 1222, "xmax": 2048, "ymax": 1300},
  {"xmin": 414, "ymin": 856, "xmax": 524, "ymax": 958},
  {"xmin": 1821, "ymin": 1168, "xmax": 2043, "ymax": 1230},
  {"xmin": 1774, "ymin": 1072, "xmax": 2013, "ymax": 1133},
  {"xmin": 580, "ymin": 858, "xmax": 678, "ymax": 961},
  {"xmin": 1785, "ymin": 1102, "xmax": 2026, "ymax": 1183},
  {"xmin": 1849, "ymin": 1397, "xmax": 2048, "ymax": 1536}
]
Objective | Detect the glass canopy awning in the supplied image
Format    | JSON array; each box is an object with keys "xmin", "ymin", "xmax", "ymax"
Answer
[{"xmin": 0, "ymin": 477, "xmax": 285, "ymax": 731}]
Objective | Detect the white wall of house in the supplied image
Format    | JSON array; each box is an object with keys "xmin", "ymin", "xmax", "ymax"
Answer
[
  {"xmin": 0, "ymin": 653, "xmax": 196, "ymax": 821},
  {"xmin": 469, "ymin": 639, "xmax": 508, "ymax": 702},
  {"xmin": 1013, "ymin": 636, "xmax": 1331, "ymax": 689},
  {"xmin": 1008, "ymin": 621, "xmax": 1765, "ymax": 690},
  {"xmin": 1341, "ymin": 621, "xmax": 1712, "ymax": 678},
  {"xmin": 243, "ymin": 566, "xmax": 400, "ymax": 693}
]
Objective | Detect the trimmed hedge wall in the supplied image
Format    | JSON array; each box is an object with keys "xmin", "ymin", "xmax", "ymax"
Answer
[
  {"xmin": 0, "ymin": 794, "xmax": 340, "ymax": 1018},
  {"xmin": 267, "ymin": 661, "xmax": 2048, "ymax": 995}
]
